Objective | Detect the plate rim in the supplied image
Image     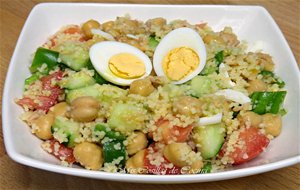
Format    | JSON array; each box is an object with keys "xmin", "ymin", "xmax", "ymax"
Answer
[{"xmin": 2, "ymin": 2, "xmax": 300, "ymax": 183}]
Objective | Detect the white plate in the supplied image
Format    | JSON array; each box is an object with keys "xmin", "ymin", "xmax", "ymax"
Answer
[{"xmin": 2, "ymin": 3, "xmax": 300, "ymax": 183}]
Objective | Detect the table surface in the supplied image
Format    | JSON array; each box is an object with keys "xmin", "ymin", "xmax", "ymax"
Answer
[{"xmin": 0, "ymin": 0, "xmax": 299, "ymax": 189}]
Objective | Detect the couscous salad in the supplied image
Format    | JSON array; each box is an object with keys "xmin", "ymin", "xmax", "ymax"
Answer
[{"xmin": 16, "ymin": 16, "xmax": 287, "ymax": 175}]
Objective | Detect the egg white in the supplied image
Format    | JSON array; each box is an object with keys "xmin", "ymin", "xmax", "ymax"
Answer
[
  {"xmin": 89, "ymin": 41, "xmax": 153, "ymax": 86},
  {"xmin": 215, "ymin": 89, "xmax": 251, "ymax": 104},
  {"xmin": 153, "ymin": 27, "xmax": 207, "ymax": 84}
]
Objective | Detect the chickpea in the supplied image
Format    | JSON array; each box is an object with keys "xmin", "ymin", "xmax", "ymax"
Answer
[
  {"xmin": 219, "ymin": 31, "xmax": 239, "ymax": 46},
  {"xmin": 126, "ymin": 132, "xmax": 148, "ymax": 155},
  {"xmin": 262, "ymin": 113, "xmax": 282, "ymax": 137},
  {"xmin": 122, "ymin": 37, "xmax": 145, "ymax": 51},
  {"xmin": 123, "ymin": 19, "xmax": 139, "ymax": 30},
  {"xmin": 69, "ymin": 96, "xmax": 100, "ymax": 122},
  {"xmin": 129, "ymin": 78, "xmax": 155, "ymax": 97},
  {"xmin": 70, "ymin": 107, "xmax": 99, "ymax": 122},
  {"xmin": 189, "ymin": 160, "xmax": 204, "ymax": 174},
  {"xmin": 173, "ymin": 96, "xmax": 202, "ymax": 117},
  {"xmin": 49, "ymin": 102, "xmax": 68, "ymax": 117},
  {"xmin": 24, "ymin": 111, "xmax": 44, "ymax": 125},
  {"xmin": 181, "ymin": 159, "xmax": 204, "ymax": 174},
  {"xmin": 71, "ymin": 96, "xmax": 100, "ymax": 109},
  {"xmin": 85, "ymin": 35, "xmax": 105, "ymax": 48},
  {"xmin": 81, "ymin": 19, "xmax": 101, "ymax": 39},
  {"xmin": 73, "ymin": 142, "xmax": 103, "ymax": 170},
  {"xmin": 148, "ymin": 76, "xmax": 167, "ymax": 87},
  {"xmin": 247, "ymin": 79, "xmax": 267, "ymax": 94},
  {"xmin": 164, "ymin": 143, "xmax": 203, "ymax": 172},
  {"xmin": 31, "ymin": 113, "xmax": 54, "ymax": 140},
  {"xmin": 238, "ymin": 111, "xmax": 262, "ymax": 128},
  {"xmin": 101, "ymin": 21, "xmax": 114, "ymax": 32},
  {"xmin": 146, "ymin": 17, "xmax": 166, "ymax": 28},
  {"xmin": 257, "ymin": 53, "xmax": 274, "ymax": 72},
  {"xmin": 163, "ymin": 142, "xmax": 191, "ymax": 167},
  {"xmin": 126, "ymin": 149, "xmax": 147, "ymax": 174},
  {"xmin": 262, "ymin": 61, "xmax": 275, "ymax": 72},
  {"xmin": 248, "ymin": 69, "xmax": 260, "ymax": 80},
  {"xmin": 203, "ymin": 34, "xmax": 223, "ymax": 44}
]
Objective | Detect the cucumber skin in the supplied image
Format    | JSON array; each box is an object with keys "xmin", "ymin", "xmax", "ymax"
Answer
[
  {"xmin": 30, "ymin": 47, "xmax": 59, "ymax": 73},
  {"xmin": 103, "ymin": 141, "xmax": 126, "ymax": 167},
  {"xmin": 94, "ymin": 123, "xmax": 126, "ymax": 141}
]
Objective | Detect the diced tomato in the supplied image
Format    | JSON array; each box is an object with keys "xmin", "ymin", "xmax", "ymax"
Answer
[
  {"xmin": 50, "ymin": 38, "xmax": 56, "ymax": 47},
  {"xmin": 196, "ymin": 22, "xmax": 207, "ymax": 29},
  {"xmin": 40, "ymin": 71, "xmax": 64, "ymax": 99},
  {"xmin": 63, "ymin": 26, "xmax": 81, "ymax": 35},
  {"xmin": 46, "ymin": 26, "xmax": 84, "ymax": 48},
  {"xmin": 17, "ymin": 96, "xmax": 57, "ymax": 111},
  {"xmin": 144, "ymin": 144, "xmax": 181, "ymax": 175},
  {"xmin": 48, "ymin": 139, "xmax": 76, "ymax": 164},
  {"xmin": 17, "ymin": 71, "xmax": 64, "ymax": 112},
  {"xmin": 219, "ymin": 127, "xmax": 270, "ymax": 165},
  {"xmin": 40, "ymin": 70, "xmax": 64, "ymax": 88},
  {"xmin": 151, "ymin": 118, "xmax": 193, "ymax": 144}
]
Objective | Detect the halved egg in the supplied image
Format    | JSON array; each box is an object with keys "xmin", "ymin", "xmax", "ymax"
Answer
[
  {"xmin": 89, "ymin": 41, "xmax": 153, "ymax": 86},
  {"xmin": 153, "ymin": 27, "xmax": 207, "ymax": 84}
]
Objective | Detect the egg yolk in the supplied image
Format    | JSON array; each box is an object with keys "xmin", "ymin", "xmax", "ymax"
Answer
[
  {"xmin": 162, "ymin": 47, "xmax": 199, "ymax": 81},
  {"xmin": 109, "ymin": 53, "xmax": 146, "ymax": 79}
]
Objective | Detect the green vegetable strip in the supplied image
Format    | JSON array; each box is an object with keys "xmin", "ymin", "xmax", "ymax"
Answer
[
  {"xmin": 270, "ymin": 92, "xmax": 287, "ymax": 114},
  {"xmin": 250, "ymin": 91, "xmax": 287, "ymax": 114},
  {"xmin": 86, "ymin": 60, "xmax": 108, "ymax": 85},
  {"xmin": 24, "ymin": 73, "xmax": 40, "ymax": 86},
  {"xmin": 200, "ymin": 50, "xmax": 224, "ymax": 75},
  {"xmin": 94, "ymin": 123, "xmax": 126, "ymax": 166},
  {"xmin": 276, "ymin": 79, "xmax": 285, "ymax": 88},
  {"xmin": 94, "ymin": 123, "xmax": 125, "ymax": 141},
  {"xmin": 30, "ymin": 47, "xmax": 59, "ymax": 73},
  {"xmin": 202, "ymin": 162, "xmax": 212, "ymax": 173},
  {"xmin": 103, "ymin": 141, "xmax": 126, "ymax": 167},
  {"xmin": 148, "ymin": 34, "xmax": 159, "ymax": 49},
  {"xmin": 260, "ymin": 70, "xmax": 274, "ymax": 76},
  {"xmin": 260, "ymin": 70, "xmax": 285, "ymax": 88},
  {"xmin": 279, "ymin": 108, "xmax": 287, "ymax": 116},
  {"xmin": 58, "ymin": 63, "xmax": 70, "ymax": 71},
  {"xmin": 214, "ymin": 50, "xmax": 224, "ymax": 67}
]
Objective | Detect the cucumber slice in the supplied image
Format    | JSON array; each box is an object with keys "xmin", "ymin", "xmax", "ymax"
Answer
[
  {"xmin": 66, "ymin": 84, "xmax": 127, "ymax": 103},
  {"xmin": 55, "ymin": 41, "xmax": 89, "ymax": 71},
  {"xmin": 108, "ymin": 103, "xmax": 146, "ymax": 135},
  {"xmin": 51, "ymin": 116, "xmax": 80, "ymax": 148},
  {"xmin": 60, "ymin": 70, "xmax": 95, "ymax": 90},
  {"xmin": 193, "ymin": 123, "xmax": 225, "ymax": 159},
  {"xmin": 190, "ymin": 76, "xmax": 216, "ymax": 97},
  {"xmin": 66, "ymin": 84, "xmax": 101, "ymax": 103}
]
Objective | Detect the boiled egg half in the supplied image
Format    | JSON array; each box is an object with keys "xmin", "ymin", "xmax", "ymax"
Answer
[
  {"xmin": 153, "ymin": 27, "xmax": 207, "ymax": 84},
  {"xmin": 89, "ymin": 41, "xmax": 152, "ymax": 86}
]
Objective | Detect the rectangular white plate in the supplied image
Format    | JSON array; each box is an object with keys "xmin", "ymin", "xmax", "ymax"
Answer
[{"xmin": 2, "ymin": 3, "xmax": 300, "ymax": 183}]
